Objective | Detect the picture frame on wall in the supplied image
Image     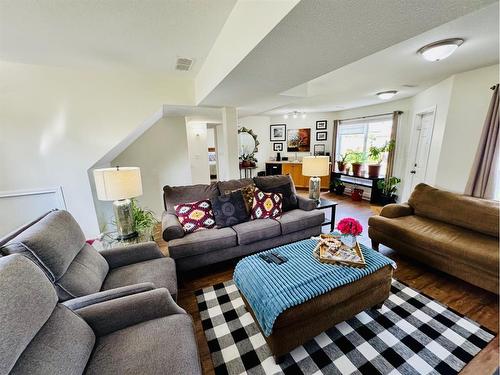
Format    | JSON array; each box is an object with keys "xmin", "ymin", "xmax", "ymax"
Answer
[
  {"xmin": 316, "ymin": 120, "xmax": 327, "ymax": 130},
  {"xmin": 316, "ymin": 131, "xmax": 327, "ymax": 141},
  {"xmin": 270, "ymin": 124, "xmax": 286, "ymax": 141},
  {"xmin": 273, "ymin": 143, "xmax": 283, "ymax": 152},
  {"xmin": 287, "ymin": 128, "xmax": 311, "ymax": 152},
  {"xmin": 314, "ymin": 144, "xmax": 326, "ymax": 156}
]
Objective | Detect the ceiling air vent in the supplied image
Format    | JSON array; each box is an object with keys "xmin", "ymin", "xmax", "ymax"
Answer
[{"xmin": 175, "ymin": 57, "xmax": 193, "ymax": 71}]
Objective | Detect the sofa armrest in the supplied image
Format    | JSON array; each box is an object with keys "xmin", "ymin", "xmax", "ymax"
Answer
[
  {"xmin": 162, "ymin": 211, "xmax": 185, "ymax": 242},
  {"xmin": 62, "ymin": 282, "xmax": 155, "ymax": 310},
  {"xmin": 380, "ymin": 203, "xmax": 414, "ymax": 218},
  {"xmin": 297, "ymin": 195, "xmax": 317, "ymax": 211},
  {"xmin": 99, "ymin": 241, "xmax": 163, "ymax": 269},
  {"xmin": 75, "ymin": 288, "xmax": 186, "ymax": 337}
]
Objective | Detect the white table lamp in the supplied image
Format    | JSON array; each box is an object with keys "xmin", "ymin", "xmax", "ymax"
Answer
[
  {"xmin": 93, "ymin": 166, "xmax": 143, "ymax": 240},
  {"xmin": 302, "ymin": 156, "xmax": 330, "ymax": 201}
]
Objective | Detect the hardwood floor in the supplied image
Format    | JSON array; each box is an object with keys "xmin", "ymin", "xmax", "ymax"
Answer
[{"xmin": 156, "ymin": 191, "xmax": 499, "ymax": 375}]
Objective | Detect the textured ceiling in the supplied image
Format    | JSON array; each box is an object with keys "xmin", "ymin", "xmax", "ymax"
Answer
[
  {"xmin": 0, "ymin": 0, "xmax": 236, "ymax": 76},
  {"xmin": 199, "ymin": 0, "xmax": 497, "ymax": 113}
]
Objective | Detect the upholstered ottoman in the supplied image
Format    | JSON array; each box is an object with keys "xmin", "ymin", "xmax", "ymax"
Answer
[{"xmin": 233, "ymin": 239, "xmax": 394, "ymax": 361}]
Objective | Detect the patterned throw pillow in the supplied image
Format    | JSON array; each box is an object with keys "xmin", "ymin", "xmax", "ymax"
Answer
[
  {"xmin": 251, "ymin": 188, "xmax": 283, "ymax": 220},
  {"xmin": 211, "ymin": 190, "xmax": 249, "ymax": 228},
  {"xmin": 224, "ymin": 184, "xmax": 255, "ymax": 213},
  {"xmin": 262, "ymin": 183, "xmax": 298, "ymax": 212},
  {"xmin": 174, "ymin": 200, "xmax": 215, "ymax": 233}
]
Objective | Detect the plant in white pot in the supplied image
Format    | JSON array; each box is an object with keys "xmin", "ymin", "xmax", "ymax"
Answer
[{"xmin": 367, "ymin": 140, "xmax": 395, "ymax": 178}]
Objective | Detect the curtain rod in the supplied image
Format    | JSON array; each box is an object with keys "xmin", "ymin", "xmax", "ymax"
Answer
[{"xmin": 338, "ymin": 111, "xmax": 403, "ymax": 122}]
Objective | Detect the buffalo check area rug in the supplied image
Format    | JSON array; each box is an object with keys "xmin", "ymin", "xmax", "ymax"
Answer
[{"xmin": 195, "ymin": 279, "xmax": 495, "ymax": 375}]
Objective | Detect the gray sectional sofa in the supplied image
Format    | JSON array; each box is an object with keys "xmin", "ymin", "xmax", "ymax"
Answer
[
  {"xmin": 162, "ymin": 175, "xmax": 325, "ymax": 271},
  {"xmin": 0, "ymin": 254, "xmax": 201, "ymax": 375},
  {"xmin": 0, "ymin": 210, "xmax": 178, "ymax": 300}
]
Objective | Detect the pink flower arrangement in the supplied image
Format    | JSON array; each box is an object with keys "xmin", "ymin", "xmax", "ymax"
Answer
[{"xmin": 337, "ymin": 217, "xmax": 363, "ymax": 236}]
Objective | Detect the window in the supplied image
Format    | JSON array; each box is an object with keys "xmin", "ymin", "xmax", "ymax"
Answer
[{"xmin": 336, "ymin": 115, "xmax": 393, "ymax": 175}]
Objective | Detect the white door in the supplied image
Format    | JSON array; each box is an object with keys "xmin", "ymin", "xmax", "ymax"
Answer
[{"xmin": 407, "ymin": 109, "xmax": 436, "ymax": 194}]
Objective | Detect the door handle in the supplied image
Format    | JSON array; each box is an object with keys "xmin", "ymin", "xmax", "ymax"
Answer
[{"xmin": 410, "ymin": 170, "xmax": 416, "ymax": 174}]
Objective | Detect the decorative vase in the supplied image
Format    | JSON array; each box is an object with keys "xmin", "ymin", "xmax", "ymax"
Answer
[
  {"xmin": 341, "ymin": 234, "xmax": 357, "ymax": 248},
  {"xmin": 351, "ymin": 163, "xmax": 362, "ymax": 176},
  {"xmin": 241, "ymin": 160, "xmax": 251, "ymax": 167},
  {"xmin": 337, "ymin": 161, "xmax": 346, "ymax": 172},
  {"xmin": 368, "ymin": 164, "xmax": 381, "ymax": 178}
]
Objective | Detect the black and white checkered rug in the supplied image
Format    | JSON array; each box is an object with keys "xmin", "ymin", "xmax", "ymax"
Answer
[{"xmin": 195, "ymin": 279, "xmax": 495, "ymax": 375}]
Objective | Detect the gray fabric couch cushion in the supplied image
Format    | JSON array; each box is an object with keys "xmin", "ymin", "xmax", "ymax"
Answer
[
  {"xmin": 102, "ymin": 257, "xmax": 178, "ymax": 299},
  {"xmin": 232, "ymin": 218, "xmax": 281, "ymax": 245},
  {"xmin": 55, "ymin": 243, "xmax": 109, "ymax": 300},
  {"xmin": 278, "ymin": 209, "xmax": 325, "ymax": 235},
  {"xmin": 163, "ymin": 183, "xmax": 219, "ymax": 214},
  {"xmin": 10, "ymin": 304, "xmax": 95, "ymax": 375},
  {"xmin": 253, "ymin": 175, "xmax": 297, "ymax": 193},
  {"xmin": 9, "ymin": 210, "xmax": 86, "ymax": 281},
  {"xmin": 85, "ymin": 314, "xmax": 201, "ymax": 375},
  {"xmin": 217, "ymin": 178, "xmax": 254, "ymax": 194},
  {"xmin": 168, "ymin": 227, "xmax": 237, "ymax": 259},
  {"xmin": 0, "ymin": 255, "xmax": 58, "ymax": 374}
]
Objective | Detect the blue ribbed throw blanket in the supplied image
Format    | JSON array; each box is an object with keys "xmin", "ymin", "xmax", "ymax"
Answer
[{"xmin": 233, "ymin": 237, "xmax": 396, "ymax": 336}]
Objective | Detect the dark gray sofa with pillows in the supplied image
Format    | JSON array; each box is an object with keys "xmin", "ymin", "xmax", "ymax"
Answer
[
  {"xmin": 0, "ymin": 209, "xmax": 178, "ymax": 300},
  {"xmin": 0, "ymin": 254, "xmax": 201, "ymax": 375},
  {"xmin": 162, "ymin": 175, "xmax": 325, "ymax": 271}
]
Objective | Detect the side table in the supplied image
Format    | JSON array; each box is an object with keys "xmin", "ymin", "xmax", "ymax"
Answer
[
  {"xmin": 315, "ymin": 198, "xmax": 338, "ymax": 233},
  {"xmin": 91, "ymin": 231, "xmax": 154, "ymax": 251}
]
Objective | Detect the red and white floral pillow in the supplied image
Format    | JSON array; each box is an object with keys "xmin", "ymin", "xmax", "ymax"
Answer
[
  {"xmin": 251, "ymin": 188, "xmax": 283, "ymax": 220},
  {"xmin": 174, "ymin": 199, "xmax": 215, "ymax": 233}
]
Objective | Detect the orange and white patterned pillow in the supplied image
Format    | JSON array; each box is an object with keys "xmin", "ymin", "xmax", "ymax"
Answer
[
  {"xmin": 174, "ymin": 200, "xmax": 215, "ymax": 233},
  {"xmin": 251, "ymin": 188, "xmax": 283, "ymax": 220}
]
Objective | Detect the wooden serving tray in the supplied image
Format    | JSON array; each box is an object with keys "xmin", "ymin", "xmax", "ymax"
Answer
[{"xmin": 316, "ymin": 234, "xmax": 366, "ymax": 268}]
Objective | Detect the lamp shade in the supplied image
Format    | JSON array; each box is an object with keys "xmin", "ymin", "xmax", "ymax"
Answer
[
  {"xmin": 93, "ymin": 167, "xmax": 143, "ymax": 201},
  {"xmin": 302, "ymin": 156, "xmax": 330, "ymax": 177}
]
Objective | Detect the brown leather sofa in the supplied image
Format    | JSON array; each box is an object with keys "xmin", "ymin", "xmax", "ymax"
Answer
[{"xmin": 369, "ymin": 183, "xmax": 499, "ymax": 294}]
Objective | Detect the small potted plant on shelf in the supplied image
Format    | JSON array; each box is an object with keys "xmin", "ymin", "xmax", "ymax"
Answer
[
  {"xmin": 330, "ymin": 178, "xmax": 346, "ymax": 195},
  {"xmin": 367, "ymin": 140, "xmax": 395, "ymax": 178},
  {"xmin": 377, "ymin": 176, "xmax": 401, "ymax": 205},
  {"xmin": 336, "ymin": 153, "xmax": 348, "ymax": 172},
  {"xmin": 346, "ymin": 151, "xmax": 366, "ymax": 176},
  {"xmin": 240, "ymin": 154, "xmax": 258, "ymax": 167}
]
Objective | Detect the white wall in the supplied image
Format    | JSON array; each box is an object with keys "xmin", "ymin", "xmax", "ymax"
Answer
[
  {"xmin": 108, "ymin": 117, "xmax": 192, "ymax": 220},
  {"xmin": 0, "ymin": 61, "xmax": 193, "ymax": 237},
  {"xmin": 435, "ymin": 64, "xmax": 499, "ymax": 192},
  {"xmin": 186, "ymin": 122, "xmax": 210, "ymax": 184}
]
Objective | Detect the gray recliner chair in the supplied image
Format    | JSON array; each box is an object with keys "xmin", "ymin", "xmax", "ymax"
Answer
[
  {"xmin": 0, "ymin": 210, "xmax": 178, "ymax": 301},
  {"xmin": 0, "ymin": 254, "xmax": 201, "ymax": 375}
]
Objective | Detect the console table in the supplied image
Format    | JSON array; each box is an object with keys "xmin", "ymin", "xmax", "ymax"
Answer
[{"xmin": 332, "ymin": 171, "xmax": 384, "ymax": 204}]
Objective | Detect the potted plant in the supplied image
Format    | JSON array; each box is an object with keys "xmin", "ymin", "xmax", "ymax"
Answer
[
  {"xmin": 346, "ymin": 151, "xmax": 366, "ymax": 176},
  {"xmin": 240, "ymin": 154, "xmax": 257, "ymax": 167},
  {"xmin": 336, "ymin": 153, "xmax": 348, "ymax": 172},
  {"xmin": 351, "ymin": 187, "xmax": 364, "ymax": 201},
  {"xmin": 330, "ymin": 178, "xmax": 345, "ymax": 195},
  {"xmin": 131, "ymin": 199, "xmax": 159, "ymax": 239},
  {"xmin": 377, "ymin": 177, "xmax": 401, "ymax": 205},
  {"xmin": 367, "ymin": 140, "xmax": 395, "ymax": 178}
]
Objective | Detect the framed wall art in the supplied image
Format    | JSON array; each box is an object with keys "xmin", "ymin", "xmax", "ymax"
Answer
[
  {"xmin": 316, "ymin": 131, "xmax": 327, "ymax": 141},
  {"xmin": 287, "ymin": 128, "xmax": 311, "ymax": 152},
  {"xmin": 270, "ymin": 124, "xmax": 286, "ymax": 141},
  {"xmin": 273, "ymin": 143, "xmax": 283, "ymax": 152},
  {"xmin": 316, "ymin": 120, "xmax": 327, "ymax": 130}
]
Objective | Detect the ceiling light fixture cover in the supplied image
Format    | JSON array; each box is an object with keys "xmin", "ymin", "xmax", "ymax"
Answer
[
  {"xmin": 283, "ymin": 111, "xmax": 306, "ymax": 119},
  {"xmin": 418, "ymin": 38, "xmax": 464, "ymax": 62},
  {"xmin": 377, "ymin": 90, "xmax": 398, "ymax": 100}
]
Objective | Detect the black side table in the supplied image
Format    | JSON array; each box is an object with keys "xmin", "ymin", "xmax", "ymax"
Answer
[{"xmin": 316, "ymin": 198, "xmax": 338, "ymax": 232}]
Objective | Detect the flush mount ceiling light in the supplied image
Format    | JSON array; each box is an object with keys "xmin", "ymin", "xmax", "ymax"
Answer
[
  {"xmin": 417, "ymin": 38, "xmax": 464, "ymax": 62},
  {"xmin": 284, "ymin": 111, "xmax": 306, "ymax": 119},
  {"xmin": 376, "ymin": 90, "xmax": 398, "ymax": 100}
]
